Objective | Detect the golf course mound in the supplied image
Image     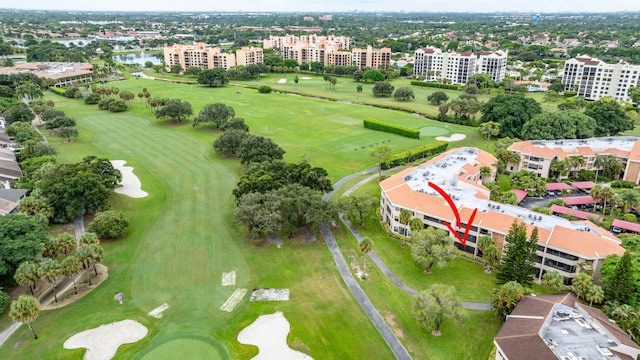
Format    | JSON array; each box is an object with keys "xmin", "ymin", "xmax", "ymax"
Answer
[
  {"xmin": 419, "ymin": 126, "xmax": 449, "ymax": 137},
  {"xmin": 138, "ymin": 337, "xmax": 229, "ymax": 360}
]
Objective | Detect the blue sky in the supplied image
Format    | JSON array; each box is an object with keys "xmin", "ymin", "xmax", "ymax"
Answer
[{"xmin": 0, "ymin": 0, "xmax": 638, "ymax": 13}]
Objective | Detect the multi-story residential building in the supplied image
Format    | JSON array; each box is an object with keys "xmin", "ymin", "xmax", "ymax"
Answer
[
  {"xmin": 507, "ymin": 137, "xmax": 640, "ymax": 184},
  {"xmin": 380, "ymin": 147, "xmax": 625, "ymax": 285},
  {"xmin": 326, "ymin": 50, "xmax": 352, "ymax": 67},
  {"xmin": 235, "ymin": 46, "xmax": 264, "ymax": 67},
  {"xmin": 263, "ymin": 34, "xmax": 350, "ymax": 52},
  {"xmin": 494, "ymin": 293, "xmax": 640, "ymax": 360},
  {"xmin": 478, "ymin": 50, "xmax": 508, "ymax": 82},
  {"xmin": 164, "ymin": 43, "xmax": 237, "ymax": 71},
  {"xmin": 413, "ymin": 47, "xmax": 477, "ymax": 85},
  {"xmin": 164, "ymin": 43, "xmax": 266, "ymax": 72},
  {"xmin": 351, "ymin": 46, "xmax": 392, "ymax": 70},
  {"xmin": 562, "ymin": 55, "xmax": 640, "ymax": 102}
]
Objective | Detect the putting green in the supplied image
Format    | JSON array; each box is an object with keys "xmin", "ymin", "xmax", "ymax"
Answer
[
  {"xmin": 419, "ymin": 126, "xmax": 450, "ymax": 137},
  {"xmin": 138, "ymin": 337, "xmax": 228, "ymax": 360}
]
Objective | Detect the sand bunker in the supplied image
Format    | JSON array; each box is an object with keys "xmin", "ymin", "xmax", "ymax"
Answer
[
  {"xmin": 278, "ymin": 79, "xmax": 287, "ymax": 83},
  {"xmin": 110, "ymin": 160, "xmax": 148, "ymax": 198},
  {"xmin": 300, "ymin": 77, "xmax": 312, "ymax": 80},
  {"xmin": 436, "ymin": 133, "xmax": 466, "ymax": 142},
  {"xmin": 238, "ymin": 312, "xmax": 312, "ymax": 360},
  {"xmin": 64, "ymin": 319, "xmax": 148, "ymax": 360}
]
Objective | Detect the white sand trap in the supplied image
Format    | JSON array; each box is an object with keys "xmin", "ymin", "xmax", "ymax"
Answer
[
  {"xmin": 436, "ymin": 133, "xmax": 466, "ymax": 142},
  {"xmin": 250, "ymin": 288, "xmax": 290, "ymax": 301},
  {"xmin": 220, "ymin": 288, "xmax": 247, "ymax": 312},
  {"xmin": 300, "ymin": 77, "xmax": 312, "ymax": 80},
  {"xmin": 222, "ymin": 271, "xmax": 236, "ymax": 286},
  {"xmin": 110, "ymin": 160, "xmax": 148, "ymax": 198},
  {"xmin": 278, "ymin": 79, "xmax": 287, "ymax": 83},
  {"xmin": 64, "ymin": 319, "xmax": 148, "ymax": 360},
  {"xmin": 238, "ymin": 312, "xmax": 312, "ymax": 360},
  {"xmin": 148, "ymin": 303, "xmax": 169, "ymax": 318}
]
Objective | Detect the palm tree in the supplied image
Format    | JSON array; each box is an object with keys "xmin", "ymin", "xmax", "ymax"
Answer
[
  {"xmin": 79, "ymin": 232, "xmax": 99, "ymax": 247},
  {"xmin": 590, "ymin": 185, "xmax": 615, "ymax": 215},
  {"xmin": 479, "ymin": 166, "xmax": 492, "ymax": 183},
  {"xmin": 399, "ymin": 209, "xmax": 412, "ymax": 239},
  {"xmin": 61, "ymin": 255, "xmax": 82, "ymax": 295},
  {"xmin": 549, "ymin": 158, "xmax": 568, "ymax": 181},
  {"xmin": 619, "ymin": 189, "xmax": 640, "ymax": 212},
  {"xmin": 483, "ymin": 245, "xmax": 501, "ymax": 273},
  {"xmin": 594, "ymin": 155, "xmax": 606, "ymax": 182},
  {"xmin": 542, "ymin": 270, "xmax": 564, "ymax": 292},
  {"xmin": 566, "ymin": 155, "xmax": 585, "ymax": 178},
  {"xmin": 14, "ymin": 261, "xmax": 39, "ymax": 296},
  {"xmin": 9, "ymin": 295, "xmax": 41, "ymax": 340},
  {"xmin": 586, "ymin": 284, "xmax": 605, "ymax": 306},
  {"xmin": 572, "ymin": 272, "xmax": 593, "ymax": 300},
  {"xmin": 39, "ymin": 259, "xmax": 61, "ymax": 303},
  {"xmin": 359, "ymin": 237, "xmax": 373, "ymax": 279}
]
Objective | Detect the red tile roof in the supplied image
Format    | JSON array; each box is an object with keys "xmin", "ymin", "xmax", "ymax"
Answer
[
  {"xmin": 563, "ymin": 195, "xmax": 597, "ymax": 206},
  {"xmin": 612, "ymin": 218, "xmax": 640, "ymax": 233},
  {"xmin": 571, "ymin": 181, "xmax": 596, "ymax": 189},
  {"xmin": 546, "ymin": 183, "xmax": 572, "ymax": 191},
  {"xmin": 511, "ymin": 189, "xmax": 528, "ymax": 203},
  {"xmin": 550, "ymin": 204, "xmax": 602, "ymax": 221}
]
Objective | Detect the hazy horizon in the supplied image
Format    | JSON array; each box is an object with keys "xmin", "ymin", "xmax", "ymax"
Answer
[{"xmin": 0, "ymin": 0, "xmax": 639, "ymax": 14}]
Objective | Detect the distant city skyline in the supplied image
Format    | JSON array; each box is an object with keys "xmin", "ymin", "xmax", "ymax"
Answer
[{"xmin": 1, "ymin": 0, "xmax": 639, "ymax": 13}]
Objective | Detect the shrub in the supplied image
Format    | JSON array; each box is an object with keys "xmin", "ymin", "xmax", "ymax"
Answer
[
  {"xmin": 611, "ymin": 180, "xmax": 636, "ymax": 189},
  {"xmin": 577, "ymin": 169, "xmax": 595, "ymax": 182},
  {"xmin": 0, "ymin": 288, "xmax": 7, "ymax": 315},
  {"xmin": 381, "ymin": 141, "xmax": 449, "ymax": 170},
  {"xmin": 84, "ymin": 93, "xmax": 101, "ymax": 105},
  {"xmin": 49, "ymin": 87, "xmax": 66, "ymax": 96},
  {"xmin": 411, "ymin": 81, "xmax": 463, "ymax": 91},
  {"xmin": 108, "ymin": 99, "xmax": 128, "ymax": 112},
  {"xmin": 64, "ymin": 87, "xmax": 82, "ymax": 98},
  {"xmin": 41, "ymin": 109, "xmax": 65, "ymax": 121},
  {"xmin": 258, "ymin": 85, "xmax": 272, "ymax": 93},
  {"xmin": 363, "ymin": 118, "xmax": 420, "ymax": 139},
  {"xmin": 87, "ymin": 210, "xmax": 130, "ymax": 239},
  {"xmin": 563, "ymin": 91, "xmax": 577, "ymax": 98},
  {"xmin": 44, "ymin": 116, "xmax": 76, "ymax": 129}
]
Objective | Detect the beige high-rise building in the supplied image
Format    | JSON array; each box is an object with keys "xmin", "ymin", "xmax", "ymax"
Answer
[
  {"xmin": 413, "ymin": 47, "xmax": 477, "ymax": 85},
  {"xmin": 235, "ymin": 46, "xmax": 264, "ymax": 66},
  {"xmin": 164, "ymin": 43, "xmax": 265, "ymax": 72},
  {"xmin": 562, "ymin": 55, "xmax": 640, "ymax": 102},
  {"xmin": 352, "ymin": 46, "xmax": 392, "ymax": 70}
]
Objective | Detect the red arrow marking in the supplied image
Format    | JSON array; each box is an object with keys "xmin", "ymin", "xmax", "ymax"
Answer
[
  {"xmin": 461, "ymin": 208, "xmax": 478, "ymax": 247},
  {"xmin": 428, "ymin": 182, "xmax": 461, "ymax": 228}
]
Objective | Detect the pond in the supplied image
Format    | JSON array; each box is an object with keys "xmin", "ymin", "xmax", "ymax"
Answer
[{"xmin": 113, "ymin": 52, "xmax": 162, "ymax": 66}]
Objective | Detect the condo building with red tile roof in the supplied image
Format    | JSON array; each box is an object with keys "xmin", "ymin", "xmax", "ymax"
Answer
[{"xmin": 380, "ymin": 147, "xmax": 625, "ymax": 285}]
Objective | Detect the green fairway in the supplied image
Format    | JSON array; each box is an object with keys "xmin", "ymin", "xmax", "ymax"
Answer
[
  {"xmin": 0, "ymin": 91, "xmax": 393, "ymax": 359},
  {"xmin": 137, "ymin": 337, "xmax": 227, "ymax": 360}
]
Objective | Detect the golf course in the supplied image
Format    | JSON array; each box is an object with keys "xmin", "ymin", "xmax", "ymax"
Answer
[{"xmin": 0, "ymin": 76, "xmax": 500, "ymax": 359}]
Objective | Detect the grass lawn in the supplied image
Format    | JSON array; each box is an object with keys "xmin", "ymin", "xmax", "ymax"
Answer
[
  {"xmin": 105, "ymin": 78, "xmax": 486, "ymax": 182},
  {"xmin": 0, "ymin": 93, "xmax": 393, "ymax": 359},
  {"xmin": 333, "ymin": 223, "xmax": 501, "ymax": 359}
]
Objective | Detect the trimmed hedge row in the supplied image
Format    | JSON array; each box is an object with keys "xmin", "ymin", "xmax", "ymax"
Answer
[
  {"xmin": 49, "ymin": 87, "xmax": 66, "ymax": 96},
  {"xmin": 363, "ymin": 118, "xmax": 420, "ymax": 139},
  {"xmin": 411, "ymin": 81, "xmax": 463, "ymax": 91},
  {"xmin": 381, "ymin": 141, "xmax": 448, "ymax": 170}
]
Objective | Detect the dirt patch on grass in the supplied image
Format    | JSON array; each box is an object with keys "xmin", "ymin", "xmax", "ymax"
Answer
[
  {"xmin": 43, "ymin": 264, "xmax": 109, "ymax": 311},
  {"xmin": 384, "ymin": 311, "xmax": 404, "ymax": 339}
]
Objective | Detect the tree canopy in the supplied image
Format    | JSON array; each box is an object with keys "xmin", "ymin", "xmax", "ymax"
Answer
[
  {"xmin": 0, "ymin": 214, "xmax": 50, "ymax": 287},
  {"xmin": 372, "ymin": 81, "xmax": 394, "ymax": 97},
  {"xmin": 410, "ymin": 227, "xmax": 457, "ymax": 274},
  {"xmin": 413, "ymin": 284, "xmax": 465, "ymax": 336},
  {"xmin": 87, "ymin": 210, "xmax": 129, "ymax": 239},
  {"xmin": 480, "ymin": 94, "xmax": 542, "ymax": 138},
  {"xmin": 584, "ymin": 98, "xmax": 634, "ymax": 137},
  {"xmin": 236, "ymin": 135, "xmax": 285, "ymax": 165},
  {"xmin": 197, "ymin": 68, "xmax": 229, "ymax": 87},
  {"xmin": 496, "ymin": 222, "xmax": 538, "ymax": 286},
  {"xmin": 155, "ymin": 99, "xmax": 193, "ymax": 122},
  {"xmin": 393, "ymin": 87, "xmax": 415, "ymax": 101},
  {"xmin": 522, "ymin": 112, "xmax": 596, "ymax": 140},
  {"xmin": 192, "ymin": 103, "xmax": 235, "ymax": 128}
]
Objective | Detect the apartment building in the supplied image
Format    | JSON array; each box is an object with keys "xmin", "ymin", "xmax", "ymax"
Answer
[
  {"xmin": 0, "ymin": 62, "xmax": 93, "ymax": 88},
  {"xmin": 478, "ymin": 50, "xmax": 508, "ymax": 82},
  {"xmin": 380, "ymin": 147, "xmax": 625, "ymax": 285},
  {"xmin": 235, "ymin": 46, "xmax": 264, "ymax": 67},
  {"xmin": 413, "ymin": 47, "xmax": 508, "ymax": 85},
  {"xmin": 164, "ymin": 43, "xmax": 265, "ymax": 72},
  {"xmin": 326, "ymin": 50, "xmax": 352, "ymax": 67},
  {"xmin": 507, "ymin": 137, "xmax": 640, "ymax": 184},
  {"xmin": 263, "ymin": 34, "xmax": 350, "ymax": 51},
  {"xmin": 413, "ymin": 47, "xmax": 477, "ymax": 85},
  {"xmin": 351, "ymin": 46, "xmax": 392, "ymax": 70},
  {"xmin": 562, "ymin": 55, "xmax": 640, "ymax": 102}
]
